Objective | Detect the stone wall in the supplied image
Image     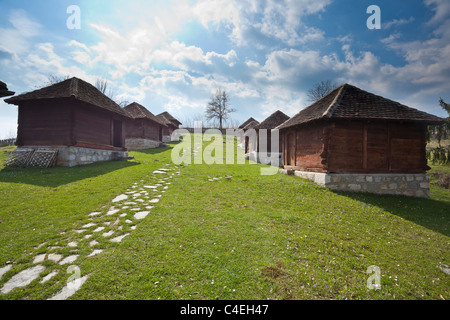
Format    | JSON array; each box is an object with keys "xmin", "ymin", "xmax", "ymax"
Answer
[
  {"xmin": 125, "ymin": 138, "xmax": 161, "ymax": 150},
  {"xmin": 279, "ymin": 170, "xmax": 430, "ymax": 198},
  {"xmin": 25, "ymin": 146, "xmax": 129, "ymax": 167}
]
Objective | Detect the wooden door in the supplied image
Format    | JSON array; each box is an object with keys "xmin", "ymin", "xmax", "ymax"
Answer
[
  {"xmin": 286, "ymin": 132, "xmax": 295, "ymax": 166},
  {"xmin": 113, "ymin": 119, "xmax": 122, "ymax": 148}
]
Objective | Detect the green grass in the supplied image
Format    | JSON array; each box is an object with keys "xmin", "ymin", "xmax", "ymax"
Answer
[{"xmin": 0, "ymin": 138, "xmax": 449, "ymax": 300}]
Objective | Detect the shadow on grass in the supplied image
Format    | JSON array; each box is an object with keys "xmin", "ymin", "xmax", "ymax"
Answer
[
  {"xmin": 0, "ymin": 159, "xmax": 139, "ymax": 188},
  {"xmin": 331, "ymin": 190, "xmax": 450, "ymax": 237},
  {"xmin": 130, "ymin": 145, "xmax": 175, "ymax": 156}
]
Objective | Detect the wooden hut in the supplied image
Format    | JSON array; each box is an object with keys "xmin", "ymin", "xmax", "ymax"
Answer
[
  {"xmin": 245, "ymin": 110, "xmax": 290, "ymax": 165},
  {"xmin": 4, "ymin": 77, "xmax": 130, "ymax": 167},
  {"xmin": 242, "ymin": 120, "xmax": 260, "ymax": 154},
  {"xmin": 156, "ymin": 111, "xmax": 182, "ymax": 142},
  {"xmin": 238, "ymin": 117, "xmax": 258, "ymax": 129},
  {"xmin": 0, "ymin": 81, "xmax": 14, "ymax": 98},
  {"xmin": 277, "ymin": 83, "xmax": 444, "ymax": 197},
  {"xmin": 124, "ymin": 102, "xmax": 167, "ymax": 150},
  {"xmin": 238, "ymin": 117, "xmax": 259, "ymax": 150}
]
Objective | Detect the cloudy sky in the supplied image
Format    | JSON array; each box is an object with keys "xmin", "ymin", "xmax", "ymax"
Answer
[{"xmin": 1, "ymin": 0, "xmax": 449, "ymax": 138}]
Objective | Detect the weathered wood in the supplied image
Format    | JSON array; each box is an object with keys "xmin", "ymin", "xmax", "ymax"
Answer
[{"xmin": 281, "ymin": 119, "xmax": 430, "ymax": 174}]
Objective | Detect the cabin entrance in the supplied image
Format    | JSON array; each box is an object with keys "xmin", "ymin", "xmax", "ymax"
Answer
[
  {"xmin": 286, "ymin": 132, "xmax": 295, "ymax": 166},
  {"xmin": 112, "ymin": 119, "xmax": 123, "ymax": 148}
]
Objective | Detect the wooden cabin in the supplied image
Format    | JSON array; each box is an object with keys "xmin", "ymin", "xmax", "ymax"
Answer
[
  {"xmin": 5, "ymin": 77, "xmax": 131, "ymax": 166},
  {"xmin": 242, "ymin": 120, "xmax": 260, "ymax": 154},
  {"xmin": 251, "ymin": 110, "xmax": 290, "ymax": 154},
  {"xmin": 238, "ymin": 117, "xmax": 258, "ymax": 129},
  {"xmin": 124, "ymin": 102, "xmax": 167, "ymax": 149},
  {"xmin": 277, "ymin": 83, "xmax": 444, "ymax": 197},
  {"xmin": 238, "ymin": 117, "xmax": 259, "ymax": 150},
  {"xmin": 156, "ymin": 111, "xmax": 182, "ymax": 142},
  {"xmin": 245, "ymin": 110, "xmax": 289, "ymax": 165},
  {"xmin": 0, "ymin": 81, "xmax": 14, "ymax": 98}
]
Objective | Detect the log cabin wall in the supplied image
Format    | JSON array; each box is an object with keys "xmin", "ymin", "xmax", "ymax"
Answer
[
  {"xmin": 17, "ymin": 100, "xmax": 72, "ymax": 147},
  {"xmin": 282, "ymin": 122, "xmax": 328, "ymax": 172},
  {"xmin": 72, "ymin": 103, "xmax": 113, "ymax": 148},
  {"xmin": 142, "ymin": 119, "xmax": 161, "ymax": 141},
  {"xmin": 326, "ymin": 120, "xmax": 428, "ymax": 174},
  {"xmin": 125, "ymin": 118, "xmax": 144, "ymax": 139}
]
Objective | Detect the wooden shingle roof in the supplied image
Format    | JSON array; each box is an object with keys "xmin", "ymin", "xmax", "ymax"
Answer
[
  {"xmin": 124, "ymin": 102, "xmax": 167, "ymax": 126},
  {"xmin": 278, "ymin": 83, "xmax": 444, "ymax": 129},
  {"xmin": 254, "ymin": 110, "xmax": 290, "ymax": 130},
  {"xmin": 4, "ymin": 77, "xmax": 129, "ymax": 117},
  {"xmin": 0, "ymin": 81, "xmax": 14, "ymax": 98},
  {"xmin": 242, "ymin": 120, "xmax": 260, "ymax": 130},
  {"xmin": 239, "ymin": 117, "xmax": 259, "ymax": 129},
  {"xmin": 157, "ymin": 111, "xmax": 182, "ymax": 126}
]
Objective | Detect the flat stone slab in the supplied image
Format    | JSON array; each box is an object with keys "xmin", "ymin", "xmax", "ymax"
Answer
[
  {"xmin": 88, "ymin": 249, "xmax": 104, "ymax": 257},
  {"xmin": 110, "ymin": 233, "xmax": 130, "ymax": 243},
  {"xmin": 48, "ymin": 275, "xmax": 89, "ymax": 300},
  {"xmin": 82, "ymin": 223, "xmax": 96, "ymax": 228},
  {"xmin": 93, "ymin": 226, "xmax": 105, "ymax": 233},
  {"xmin": 0, "ymin": 265, "xmax": 12, "ymax": 280},
  {"xmin": 89, "ymin": 240, "xmax": 99, "ymax": 247},
  {"xmin": 439, "ymin": 264, "xmax": 450, "ymax": 275},
  {"xmin": 40, "ymin": 270, "xmax": 58, "ymax": 284},
  {"xmin": 88, "ymin": 212, "xmax": 102, "ymax": 217},
  {"xmin": 144, "ymin": 185, "xmax": 158, "ymax": 189},
  {"xmin": 47, "ymin": 253, "xmax": 63, "ymax": 263},
  {"xmin": 153, "ymin": 170, "xmax": 167, "ymax": 174},
  {"xmin": 106, "ymin": 209, "xmax": 120, "ymax": 216},
  {"xmin": 134, "ymin": 211, "xmax": 150, "ymax": 220},
  {"xmin": 1, "ymin": 265, "xmax": 46, "ymax": 294},
  {"xmin": 102, "ymin": 230, "xmax": 115, "ymax": 237},
  {"xmin": 33, "ymin": 254, "xmax": 47, "ymax": 264},
  {"xmin": 59, "ymin": 255, "xmax": 79, "ymax": 265},
  {"xmin": 112, "ymin": 194, "xmax": 128, "ymax": 203}
]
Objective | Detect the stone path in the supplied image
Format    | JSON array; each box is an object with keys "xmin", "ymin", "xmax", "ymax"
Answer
[{"xmin": 0, "ymin": 165, "xmax": 180, "ymax": 300}]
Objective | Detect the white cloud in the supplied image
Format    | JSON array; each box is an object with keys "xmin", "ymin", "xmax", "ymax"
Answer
[
  {"xmin": 0, "ymin": 9, "xmax": 41, "ymax": 56},
  {"xmin": 383, "ymin": 17, "xmax": 415, "ymax": 29}
]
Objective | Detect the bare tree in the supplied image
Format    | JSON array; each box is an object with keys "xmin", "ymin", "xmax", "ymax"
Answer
[
  {"xmin": 95, "ymin": 78, "xmax": 117, "ymax": 100},
  {"xmin": 205, "ymin": 89, "xmax": 236, "ymax": 130},
  {"xmin": 307, "ymin": 80, "xmax": 338, "ymax": 102},
  {"xmin": 95, "ymin": 78, "xmax": 129, "ymax": 107},
  {"xmin": 36, "ymin": 74, "xmax": 70, "ymax": 88}
]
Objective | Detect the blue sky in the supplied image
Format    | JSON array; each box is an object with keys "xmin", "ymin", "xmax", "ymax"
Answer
[{"xmin": 1, "ymin": 0, "xmax": 449, "ymax": 138}]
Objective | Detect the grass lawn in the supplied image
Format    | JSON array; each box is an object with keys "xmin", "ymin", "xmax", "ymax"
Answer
[{"xmin": 0, "ymin": 137, "xmax": 449, "ymax": 300}]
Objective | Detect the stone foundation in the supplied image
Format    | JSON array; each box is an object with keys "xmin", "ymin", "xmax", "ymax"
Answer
[
  {"xmin": 279, "ymin": 170, "xmax": 430, "ymax": 198},
  {"xmin": 25, "ymin": 146, "xmax": 129, "ymax": 167},
  {"xmin": 125, "ymin": 138, "xmax": 161, "ymax": 150}
]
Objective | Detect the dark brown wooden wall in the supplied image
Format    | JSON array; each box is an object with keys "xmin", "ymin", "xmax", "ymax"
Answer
[
  {"xmin": 282, "ymin": 120, "xmax": 428, "ymax": 174},
  {"xmin": 282, "ymin": 122, "xmax": 327, "ymax": 172},
  {"xmin": 17, "ymin": 99, "xmax": 127, "ymax": 150},
  {"xmin": 73, "ymin": 104, "xmax": 112, "ymax": 147},
  {"xmin": 17, "ymin": 101, "xmax": 71, "ymax": 146},
  {"xmin": 142, "ymin": 120, "xmax": 161, "ymax": 141},
  {"xmin": 327, "ymin": 121, "xmax": 427, "ymax": 173},
  {"xmin": 125, "ymin": 119, "xmax": 162, "ymax": 141}
]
